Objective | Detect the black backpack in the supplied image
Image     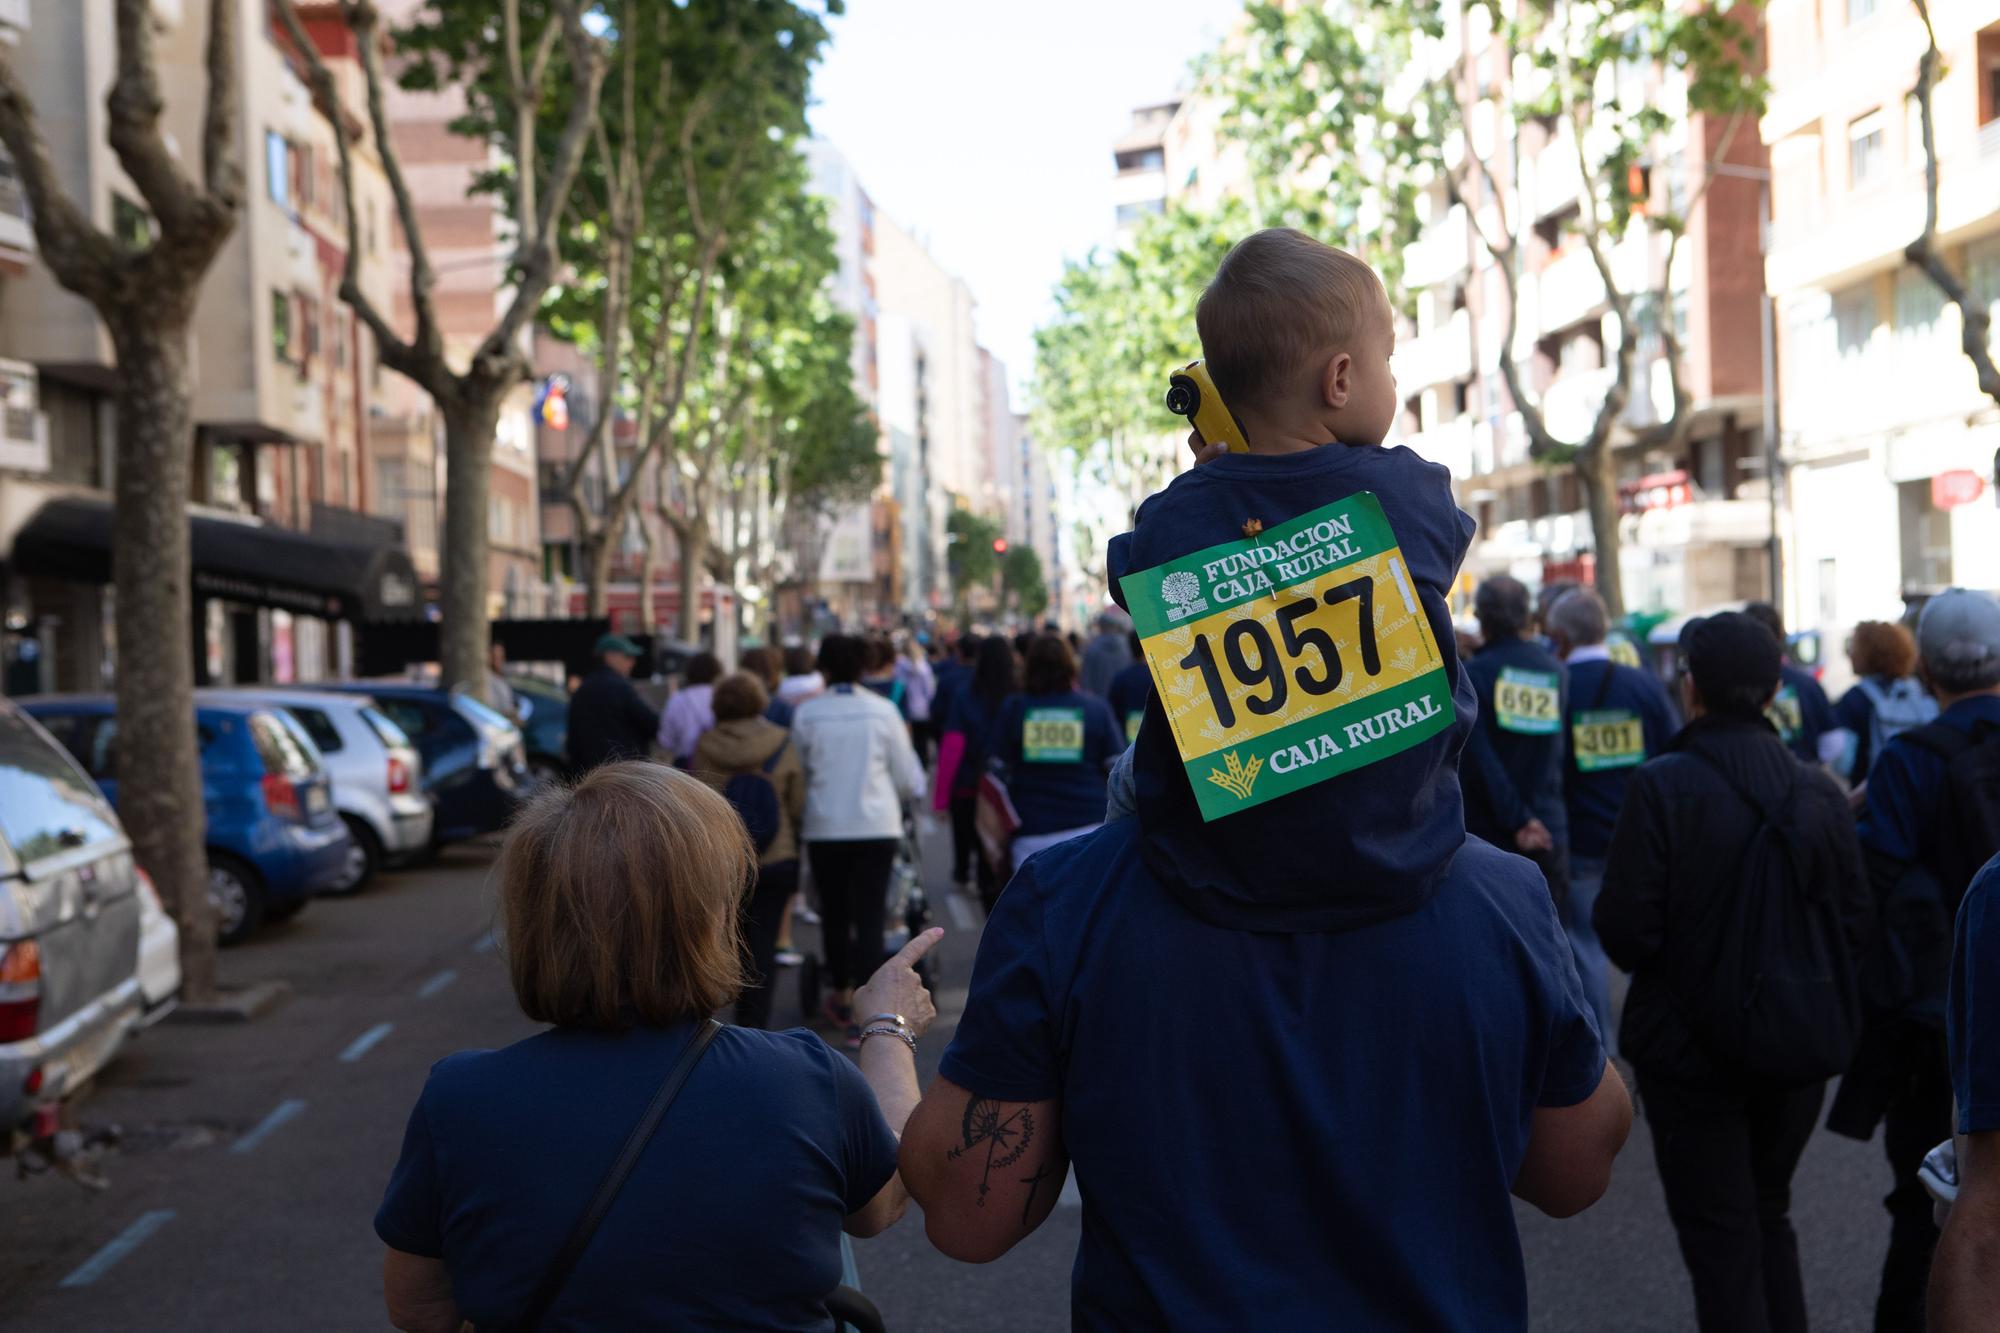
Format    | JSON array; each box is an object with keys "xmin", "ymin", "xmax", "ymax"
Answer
[
  {"xmin": 1863, "ymin": 720, "xmax": 2000, "ymax": 1022},
  {"xmin": 723, "ymin": 740, "xmax": 787, "ymax": 855},
  {"xmin": 1678, "ymin": 754, "xmax": 1860, "ymax": 1084}
]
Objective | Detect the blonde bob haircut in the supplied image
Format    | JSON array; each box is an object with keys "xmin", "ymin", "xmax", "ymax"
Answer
[
  {"xmin": 500, "ymin": 761, "xmax": 750, "ymax": 1030},
  {"xmin": 1197, "ymin": 227, "xmax": 1386, "ymax": 408}
]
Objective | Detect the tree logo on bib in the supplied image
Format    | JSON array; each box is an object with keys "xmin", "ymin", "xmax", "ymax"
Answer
[
  {"xmin": 1161, "ymin": 571, "xmax": 1208, "ymax": 623},
  {"xmin": 1206, "ymin": 750, "xmax": 1263, "ymax": 801}
]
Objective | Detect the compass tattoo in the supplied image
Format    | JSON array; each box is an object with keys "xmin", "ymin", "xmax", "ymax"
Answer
[{"xmin": 947, "ymin": 1097, "xmax": 1034, "ymax": 1207}]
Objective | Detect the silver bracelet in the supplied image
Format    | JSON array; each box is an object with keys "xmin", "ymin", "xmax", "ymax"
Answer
[
  {"xmin": 863, "ymin": 1012, "xmax": 908, "ymax": 1029},
  {"xmin": 858, "ymin": 1025, "xmax": 917, "ymax": 1055}
]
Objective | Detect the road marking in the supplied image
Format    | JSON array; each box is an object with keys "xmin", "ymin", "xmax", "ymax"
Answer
[
  {"xmin": 945, "ymin": 893, "xmax": 978, "ymax": 931},
  {"xmin": 1059, "ymin": 1175, "xmax": 1081, "ymax": 1209},
  {"xmin": 472, "ymin": 931, "xmax": 498, "ymax": 954},
  {"xmin": 231, "ymin": 1098, "xmax": 307, "ymax": 1156},
  {"xmin": 338, "ymin": 1022, "xmax": 395, "ymax": 1064},
  {"xmin": 58, "ymin": 1210, "xmax": 176, "ymax": 1287},
  {"xmin": 417, "ymin": 968, "xmax": 459, "ymax": 999}
]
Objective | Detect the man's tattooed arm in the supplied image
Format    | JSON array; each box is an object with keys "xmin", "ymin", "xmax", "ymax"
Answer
[{"xmin": 946, "ymin": 1097, "xmax": 1036, "ymax": 1206}]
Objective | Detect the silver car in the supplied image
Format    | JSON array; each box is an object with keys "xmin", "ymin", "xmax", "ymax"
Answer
[
  {"xmin": 0, "ymin": 700, "xmax": 143, "ymax": 1143},
  {"xmin": 207, "ymin": 689, "xmax": 433, "ymax": 893}
]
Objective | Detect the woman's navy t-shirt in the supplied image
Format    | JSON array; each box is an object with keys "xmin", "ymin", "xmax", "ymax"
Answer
[
  {"xmin": 994, "ymin": 689, "xmax": 1126, "ymax": 834},
  {"xmin": 375, "ymin": 1022, "xmax": 899, "ymax": 1331}
]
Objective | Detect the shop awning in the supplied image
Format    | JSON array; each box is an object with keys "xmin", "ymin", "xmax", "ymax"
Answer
[{"xmin": 4, "ymin": 490, "xmax": 422, "ymax": 622}]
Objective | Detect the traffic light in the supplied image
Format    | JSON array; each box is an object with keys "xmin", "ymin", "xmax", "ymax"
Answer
[{"xmin": 993, "ymin": 538, "xmax": 1008, "ymax": 554}]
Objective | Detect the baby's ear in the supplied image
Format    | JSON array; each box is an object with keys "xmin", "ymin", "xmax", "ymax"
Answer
[{"xmin": 1320, "ymin": 352, "xmax": 1353, "ymax": 407}]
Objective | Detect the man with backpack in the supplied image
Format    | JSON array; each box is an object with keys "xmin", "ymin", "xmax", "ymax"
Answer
[
  {"xmin": 1829, "ymin": 588, "xmax": 2000, "ymax": 1332},
  {"xmin": 1744, "ymin": 602, "xmax": 1842, "ymax": 769},
  {"xmin": 1597, "ymin": 612, "xmax": 1870, "ymax": 1333},
  {"xmin": 694, "ymin": 672, "xmax": 806, "ymax": 1029}
]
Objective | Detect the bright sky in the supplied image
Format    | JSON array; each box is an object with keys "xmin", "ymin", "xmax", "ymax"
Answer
[{"xmin": 809, "ymin": 0, "xmax": 1244, "ymax": 405}]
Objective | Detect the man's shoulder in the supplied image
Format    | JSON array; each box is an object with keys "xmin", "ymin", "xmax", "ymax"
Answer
[{"xmin": 1439, "ymin": 836, "xmax": 1562, "ymax": 918}]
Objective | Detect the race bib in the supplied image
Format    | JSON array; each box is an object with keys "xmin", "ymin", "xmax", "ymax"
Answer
[
  {"xmin": 1125, "ymin": 710, "xmax": 1143, "ymax": 744},
  {"xmin": 1023, "ymin": 707, "xmax": 1085, "ymax": 763},
  {"xmin": 1572, "ymin": 709, "xmax": 1646, "ymax": 772},
  {"xmin": 1117, "ymin": 492, "xmax": 1453, "ymax": 821},
  {"xmin": 1766, "ymin": 685, "xmax": 1803, "ymax": 743},
  {"xmin": 1494, "ymin": 668, "xmax": 1561, "ymax": 735}
]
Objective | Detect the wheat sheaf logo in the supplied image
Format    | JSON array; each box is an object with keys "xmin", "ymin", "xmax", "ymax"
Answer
[
  {"xmin": 1161, "ymin": 570, "xmax": 1208, "ymax": 623},
  {"xmin": 1206, "ymin": 750, "xmax": 1262, "ymax": 801}
]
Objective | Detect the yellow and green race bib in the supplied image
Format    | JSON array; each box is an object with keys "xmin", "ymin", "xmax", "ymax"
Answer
[
  {"xmin": 1117, "ymin": 492, "xmax": 1453, "ymax": 821},
  {"xmin": 1766, "ymin": 684, "xmax": 1803, "ymax": 744},
  {"xmin": 1572, "ymin": 710, "xmax": 1646, "ymax": 772},
  {"xmin": 1495, "ymin": 668, "xmax": 1561, "ymax": 735},
  {"xmin": 1023, "ymin": 707, "xmax": 1085, "ymax": 763}
]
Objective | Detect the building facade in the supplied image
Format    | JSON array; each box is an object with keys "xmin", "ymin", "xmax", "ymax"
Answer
[{"xmin": 1764, "ymin": 0, "xmax": 2000, "ymax": 661}]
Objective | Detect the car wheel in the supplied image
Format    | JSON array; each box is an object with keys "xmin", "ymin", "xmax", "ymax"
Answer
[
  {"xmin": 207, "ymin": 854, "xmax": 266, "ymax": 946},
  {"xmin": 327, "ymin": 816, "xmax": 382, "ymax": 895}
]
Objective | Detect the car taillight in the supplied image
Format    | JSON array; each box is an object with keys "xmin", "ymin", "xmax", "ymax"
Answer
[
  {"xmin": 0, "ymin": 941, "xmax": 42, "ymax": 1042},
  {"xmin": 261, "ymin": 771, "xmax": 302, "ymax": 821},
  {"xmin": 135, "ymin": 866, "xmax": 163, "ymax": 914},
  {"xmin": 387, "ymin": 754, "xmax": 411, "ymax": 794}
]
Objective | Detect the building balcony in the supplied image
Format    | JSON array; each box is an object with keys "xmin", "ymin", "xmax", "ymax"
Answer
[
  {"xmin": 0, "ymin": 147, "xmax": 33, "ymax": 265},
  {"xmin": 1406, "ymin": 206, "xmax": 1471, "ymax": 290},
  {"xmin": 1407, "ymin": 416, "xmax": 1474, "ymax": 480},
  {"xmin": 1530, "ymin": 246, "xmax": 1608, "ymax": 335},
  {"xmin": 1393, "ymin": 308, "xmax": 1473, "ymax": 391}
]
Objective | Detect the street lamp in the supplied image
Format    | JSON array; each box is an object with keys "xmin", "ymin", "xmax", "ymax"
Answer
[{"xmin": 1711, "ymin": 161, "xmax": 1782, "ymax": 610}]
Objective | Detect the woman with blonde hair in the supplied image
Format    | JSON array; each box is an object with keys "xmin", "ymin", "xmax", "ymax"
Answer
[{"xmin": 374, "ymin": 762, "xmax": 940, "ymax": 1331}]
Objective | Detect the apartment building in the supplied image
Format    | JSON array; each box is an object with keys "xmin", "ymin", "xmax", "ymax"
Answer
[
  {"xmin": 0, "ymin": 0, "xmax": 423, "ymax": 694},
  {"xmin": 806, "ymin": 138, "xmax": 1012, "ymax": 628},
  {"xmin": 1763, "ymin": 0, "xmax": 2000, "ymax": 645}
]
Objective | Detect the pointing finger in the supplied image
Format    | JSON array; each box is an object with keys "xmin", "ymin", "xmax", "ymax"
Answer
[{"xmin": 891, "ymin": 926, "xmax": 945, "ymax": 969}]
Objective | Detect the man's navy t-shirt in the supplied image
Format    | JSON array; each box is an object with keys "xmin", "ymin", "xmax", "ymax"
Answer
[
  {"xmin": 939, "ymin": 819, "xmax": 1605, "ymax": 1331},
  {"xmin": 375, "ymin": 1022, "xmax": 898, "ymax": 1331},
  {"xmin": 994, "ymin": 689, "xmax": 1126, "ymax": 834},
  {"xmin": 1463, "ymin": 638, "xmax": 1570, "ymax": 846},
  {"xmin": 1106, "ymin": 660, "xmax": 1153, "ymax": 742},
  {"xmin": 1952, "ymin": 860, "xmax": 2000, "ymax": 1135},
  {"xmin": 1563, "ymin": 656, "xmax": 1680, "ymax": 859}
]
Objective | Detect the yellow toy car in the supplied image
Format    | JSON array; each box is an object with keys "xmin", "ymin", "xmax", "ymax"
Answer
[{"xmin": 1164, "ymin": 359, "xmax": 1249, "ymax": 454}]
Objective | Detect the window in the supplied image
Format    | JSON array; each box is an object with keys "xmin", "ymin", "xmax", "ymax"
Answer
[
  {"xmin": 374, "ymin": 456, "xmax": 407, "ymax": 521},
  {"xmin": 1898, "ymin": 478, "xmax": 1954, "ymax": 593},
  {"xmin": 299, "ymin": 294, "xmax": 320, "ymax": 363},
  {"xmin": 1833, "ymin": 284, "xmax": 1876, "ymax": 356},
  {"xmin": 266, "ymin": 130, "xmax": 288, "ymax": 208},
  {"xmin": 249, "ymin": 712, "xmax": 317, "ymax": 778},
  {"xmin": 0, "ymin": 709, "xmax": 121, "ymax": 863},
  {"xmin": 1895, "ymin": 268, "xmax": 1945, "ymax": 339},
  {"xmin": 282, "ymin": 706, "xmax": 343, "ymax": 755},
  {"xmin": 1114, "ymin": 199, "xmax": 1164, "ymax": 226},
  {"xmin": 272, "ymin": 291, "xmax": 294, "ymax": 364},
  {"xmin": 1846, "ymin": 0, "xmax": 1876, "ymax": 23},
  {"xmin": 1848, "ymin": 111, "xmax": 1886, "ymax": 187}
]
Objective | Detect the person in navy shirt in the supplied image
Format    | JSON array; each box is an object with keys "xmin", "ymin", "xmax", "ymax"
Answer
[
  {"xmin": 1463, "ymin": 575, "xmax": 1571, "ymax": 910},
  {"xmin": 374, "ymin": 762, "xmax": 941, "ymax": 1331},
  {"xmin": 1830, "ymin": 589, "xmax": 2000, "ymax": 1331},
  {"xmin": 1548, "ymin": 587, "xmax": 1677, "ymax": 1055},
  {"xmin": 1105, "ymin": 630, "xmax": 1153, "ymax": 746},
  {"xmin": 1932, "ymin": 857, "xmax": 2000, "ymax": 1327},
  {"xmin": 1831, "ymin": 619, "xmax": 1936, "ymax": 783},
  {"xmin": 939, "ymin": 637, "xmax": 1020, "ymax": 913},
  {"xmin": 994, "ymin": 634, "xmax": 1126, "ymax": 865},
  {"xmin": 1744, "ymin": 603, "xmax": 1839, "ymax": 768},
  {"xmin": 901, "ymin": 228, "xmax": 1629, "ymax": 1329}
]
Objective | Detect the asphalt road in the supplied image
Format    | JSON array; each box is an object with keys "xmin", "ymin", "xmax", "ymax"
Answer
[{"xmin": 2, "ymin": 820, "xmax": 1902, "ymax": 1331}]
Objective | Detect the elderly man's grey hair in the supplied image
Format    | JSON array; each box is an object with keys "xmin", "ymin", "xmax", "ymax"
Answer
[{"xmin": 1547, "ymin": 587, "xmax": 1609, "ymax": 649}]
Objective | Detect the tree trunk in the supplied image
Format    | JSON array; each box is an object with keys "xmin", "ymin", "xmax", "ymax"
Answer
[
  {"xmin": 637, "ymin": 515, "xmax": 659, "ymax": 635},
  {"xmin": 437, "ymin": 395, "xmax": 501, "ymax": 692},
  {"xmin": 585, "ymin": 530, "xmax": 615, "ymax": 617},
  {"xmin": 107, "ymin": 317, "xmax": 217, "ymax": 1002},
  {"xmin": 1575, "ymin": 441, "xmax": 1626, "ymax": 619},
  {"xmin": 676, "ymin": 520, "xmax": 706, "ymax": 644}
]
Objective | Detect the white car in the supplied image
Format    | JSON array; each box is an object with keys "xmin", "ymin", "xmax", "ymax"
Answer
[
  {"xmin": 133, "ymin": 868, "xmax": 181, "ymax": 1027},
  {"xmin": 206, "ymin": 689, "xmax": 433, "ymax": 893}
]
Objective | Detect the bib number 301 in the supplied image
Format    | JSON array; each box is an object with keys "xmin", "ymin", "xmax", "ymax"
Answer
[{"xmin": 1118, "ymin": 492, "xmax": 1454, "ymax": 821}]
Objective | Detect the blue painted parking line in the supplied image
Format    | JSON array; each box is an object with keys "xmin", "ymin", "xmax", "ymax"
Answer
[
  {"xmin": 338, "ymin": 1022, "xmax": 395, "ymax": 1064},
  {"xmin": 231, "ymin": 1098, "xmax": 307, "ymax": 1155},
  {"xmin": 417, "ymin": 968, "xmax": 459, "ymax": 999},
  {"xmin": 58, "ymin": 1210, "xmax": 176, "ymax": 1288}
]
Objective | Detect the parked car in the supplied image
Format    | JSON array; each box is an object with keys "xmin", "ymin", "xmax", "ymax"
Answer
[
  {"xmin": 0, "ymin": 699, "xmax": 146, "ymax": 1148},
  {"xmin": 317, "ymin": 683, "xmax": 528, "ymax": 846},
  {"xmin": 210, "ymin": 689, "xmax": 433, "ymax": 893},
  {"xmin": 22, "ymin": 697, "xmax": 353, "ymax": 944},
  {"xmin": 134, "ymin": 866, "xmax": 182, "ymax": 1026},
  {"xmin": 506, "ymin": 674, "xmax": 569, "ymax": 785}
]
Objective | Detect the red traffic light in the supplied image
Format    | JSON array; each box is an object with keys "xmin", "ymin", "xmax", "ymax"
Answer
[{"xmin": 993, "ymin": 538, "xmax": 1008, "ymax": 554}]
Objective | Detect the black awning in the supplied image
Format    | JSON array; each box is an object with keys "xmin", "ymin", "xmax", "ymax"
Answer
[{"xmin": 9, "ymin": 495, "xmax": 423, "ymax": 622}]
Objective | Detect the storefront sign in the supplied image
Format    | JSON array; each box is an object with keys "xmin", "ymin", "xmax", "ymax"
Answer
[{"xmin": 1932, "ymin": 469, "xmax": 1986, "ymax": 510}]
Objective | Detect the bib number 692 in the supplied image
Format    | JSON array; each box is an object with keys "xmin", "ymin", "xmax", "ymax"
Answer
[{"xmin": 1177, "ymin": 575, "xmax": 1380, "ymax": 729}]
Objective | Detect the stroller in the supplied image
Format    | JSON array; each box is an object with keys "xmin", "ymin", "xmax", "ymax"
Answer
[{"xmin": 797, "ymin": 800, "xmax": 938, "ymax": 1025}]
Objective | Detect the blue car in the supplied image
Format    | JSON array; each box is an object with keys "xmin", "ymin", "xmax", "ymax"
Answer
[
  {"xmin": 316, "ymin": 683, "xmax": 528, "ymax": 846},
  {"xmin": 22, "ymin": 697, "xmax": 353, "ymax": 945}
]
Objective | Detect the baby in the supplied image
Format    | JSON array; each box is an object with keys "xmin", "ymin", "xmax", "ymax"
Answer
[{"xmin": 1106, "ymin": 228, "xmax": 1480, "ymax": 928}]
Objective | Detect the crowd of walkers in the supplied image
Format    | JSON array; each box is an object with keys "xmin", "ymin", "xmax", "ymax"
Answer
[{"xmin": 369, "ymin": 227, "xmax": 2000, "ymax": 1333}]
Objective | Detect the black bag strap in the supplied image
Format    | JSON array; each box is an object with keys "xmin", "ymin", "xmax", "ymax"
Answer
[
  {"xmin": 1684, "ymin": 746, "xmax": 1798, "ymax": 829},
  {"xmin": 516, "ymin": 1019, "xmax": 723, "ymax": 1332},
  {"xmin": 760, "ymin": 737, "xmax": 789, "ymax": 776}
]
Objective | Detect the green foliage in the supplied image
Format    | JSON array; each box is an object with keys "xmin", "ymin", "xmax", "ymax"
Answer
[
  {"xmin": 1001, "ymin": 543, "xmax": 1049, "ymax": 619},
  {"xmin": 946, "ymin": 509, "xmax": 1005, "ymax": 595}
]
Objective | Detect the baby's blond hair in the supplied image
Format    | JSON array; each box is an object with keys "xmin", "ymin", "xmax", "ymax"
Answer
[{"xmin": 1196, "ymin": 228, "xmax": 1386, "ymax": 408}]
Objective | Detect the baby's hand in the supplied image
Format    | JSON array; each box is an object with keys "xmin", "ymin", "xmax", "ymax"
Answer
[{"xmin": 1185, "ymin": 429, "xmax": 1228, "ymax": 469}]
